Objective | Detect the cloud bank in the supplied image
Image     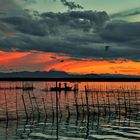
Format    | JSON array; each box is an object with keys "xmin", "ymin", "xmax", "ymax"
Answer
[{"xmin": 0, "ymin": 0, "xmax": 140, "ymax": 61}]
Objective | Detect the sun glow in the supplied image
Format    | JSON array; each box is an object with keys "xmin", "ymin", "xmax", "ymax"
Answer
[{"xmin": 0, "ymin": 51, "xmax": 139, "ymax": 75}]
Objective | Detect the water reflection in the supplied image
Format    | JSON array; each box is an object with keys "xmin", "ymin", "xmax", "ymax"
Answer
[{"xmin": 0, "ymin": 81, "xmax": 140, "ymax": 139}]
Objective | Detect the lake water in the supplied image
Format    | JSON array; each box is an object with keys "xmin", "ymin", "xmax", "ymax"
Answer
[{"xmin": 0, "ymin": 81, "xmax": 140, "ymax": 140}]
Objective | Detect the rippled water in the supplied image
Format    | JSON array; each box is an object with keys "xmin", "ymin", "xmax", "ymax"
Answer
[{"xmin": 0, "ymin": 81, "xmax": 140, "ymax": 140}]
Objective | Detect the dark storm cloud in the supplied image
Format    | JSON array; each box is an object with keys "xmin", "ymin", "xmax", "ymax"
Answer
[
  {"xmin": 111, "ymin": 7, "xmax": 140, "ymax": 18},
  {"xmin": 1, "ymin": 17, "xmax": 47, "ymax": 36},
  {"xmin": 1, "ymin": 10, "xmax": 109, "ymax": 36},
  {"xmin": 0, "ymin": 0, "xmax": 45, "ymax": 36},
  {"xmin": 69, "ymin": 11, "xmax": 109, "ymax": 24},
  {"xmin": 0, "ymin": 6, "xmax": 140, "ymax": 61},
  {"xmin": 0, "ymin": 29, "xmax": 139, "ymax": 61},
  {"xmin": 41, "ymin": 11, "xmax": 109, "ymax": 31},
  {"xmin": 60, "ymin": 0, "xmax": 83, "ymax": 10},
  {"xmin": 41, "ymin": 10, "xmax": 110, "ymax": 24},
  {"xmin": 0, "ymin": 22, "xmax": 14, "ymax": 33},
  {"xmin": 100, "ymin": 21, "xmax": 140, "ymax": 42},
  {"xmin": 97, "ymin": 21, "xmax": 140, "ymax": 60}
]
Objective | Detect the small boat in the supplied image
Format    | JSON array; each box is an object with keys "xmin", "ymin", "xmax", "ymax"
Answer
[
  {"xmin": 50, "ymin": 82, "xmax": 79, "ymax": 92},
  {"xmin": 50, "ymin": 86, "xmax": 72, "ymax": 91},
  {"xmin": 50, "ymin": 83, "xmax": 72, "ymax": 91}
]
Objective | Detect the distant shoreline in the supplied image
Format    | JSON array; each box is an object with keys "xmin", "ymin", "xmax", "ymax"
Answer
[{"xmin": 0, "ymin": 78, "xmax": 140, "ymax": 82}]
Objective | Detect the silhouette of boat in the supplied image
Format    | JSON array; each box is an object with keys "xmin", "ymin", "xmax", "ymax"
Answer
[
  {"xmin": 50, "ymin": 83, "xmax": 72, "ymax": 91},
  {"xmin": 50, "ymin": 86, "xmax": 72, "ymax": 91}
]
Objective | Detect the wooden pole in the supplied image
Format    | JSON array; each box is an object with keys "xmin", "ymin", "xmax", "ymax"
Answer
[{"xmin": 22, "ymin": 94, "xmax": 28, "ymax": 119}]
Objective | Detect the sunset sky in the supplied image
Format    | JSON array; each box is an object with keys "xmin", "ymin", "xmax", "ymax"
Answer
[{"xmin": 0, "ymin": 0, "xmax": 140, "ymax": 75}]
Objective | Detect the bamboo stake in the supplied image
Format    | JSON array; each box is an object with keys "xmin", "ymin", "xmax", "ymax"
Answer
[
  {"xmin": 74, "ymin": 89, "xmax": 79, "ymax": 120},
  {"xmin": 28, "ymin": 91, "xmax": 35, "ymax": 119},
  {"xmin": 4, "ymin": 91, "xmax": 8, "ymax": 122},
  {"xmin": 56, "ymin": 81, "xmax": 59, "ymax": 140},
  {"xmin": 80, "ymin": 91, "xmax": 85, "ymax": 120},
  {"xmin": 22, "ymin": 94, "xmax": 28, "ymax": 119},
  {"xmin": 85, "ymin": 86, "xmax": 90, "ymax": 116},
  {"xmin": 15, "ymin": 91, "xmax": 18, "ymax": 120}
]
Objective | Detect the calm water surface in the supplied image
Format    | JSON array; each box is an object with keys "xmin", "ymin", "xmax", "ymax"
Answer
[{"xmin": 0, "ymin": 81, "xmax": 140, "ymax": 140}]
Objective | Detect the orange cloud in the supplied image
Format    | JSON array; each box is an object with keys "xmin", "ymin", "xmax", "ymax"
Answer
[
  {"xmin": 0, "ymin": 51, "xmax": 31, "ymax": 62},
  {"xmin": 0, "ymin": 51, "xmax": 140, "ymax": 75},
  {"xmin": 44, "ymin": 59, "xmax": 140, "ymax": 75}
]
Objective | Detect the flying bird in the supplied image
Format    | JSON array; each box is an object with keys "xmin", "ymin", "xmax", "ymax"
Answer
[
  {"xmin": 60, "ymin": 60, "xmax": 64, "ymax": 62},
  {"xmin": 105, "ymin": 46, "xmax": 110, "ymax": 51}
]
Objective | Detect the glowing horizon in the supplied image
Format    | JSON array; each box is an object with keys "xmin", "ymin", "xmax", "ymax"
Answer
[{"xmin": 0, "ymin": 51, "xmax": 139, "ymax": 76}]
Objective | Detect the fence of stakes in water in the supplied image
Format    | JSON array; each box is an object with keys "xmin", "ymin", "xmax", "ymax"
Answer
[{"xmin": 0, "ymin": 81, "xmax": 140, "ymax": 140}]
